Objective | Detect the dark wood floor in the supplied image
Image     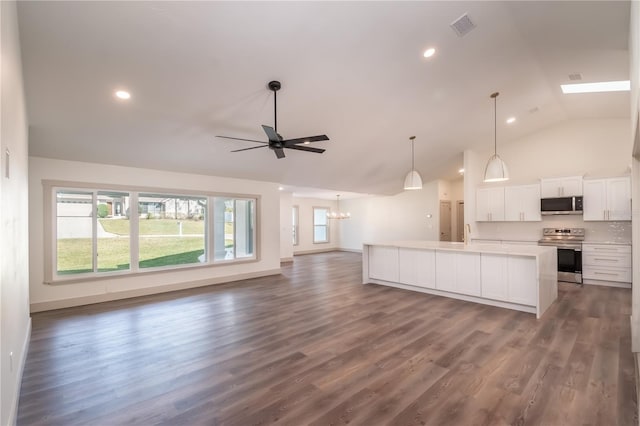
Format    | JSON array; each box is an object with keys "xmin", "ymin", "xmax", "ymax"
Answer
[{"xmin": 18, "ymin": 252, "xmax": 637, "ymax": 425}]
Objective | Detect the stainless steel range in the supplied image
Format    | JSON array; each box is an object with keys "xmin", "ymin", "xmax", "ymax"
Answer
[{"xmin": 538, "ymin": 228, "xmax": 584, "ymax": 284}]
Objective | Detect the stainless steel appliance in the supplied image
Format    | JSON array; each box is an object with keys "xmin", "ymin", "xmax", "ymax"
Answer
[
  {"xmin": 540, "ymin": 196, "xmax": 583, "ymax": 215},
  {"xmin": 538, "ymin": 228, "xmax": 584, "ymax": 284}
]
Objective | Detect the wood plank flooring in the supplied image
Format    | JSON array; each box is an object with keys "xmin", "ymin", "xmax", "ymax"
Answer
[{"xmin": 17, "ymin": 251, "xmax": 637, "ymax": 425}]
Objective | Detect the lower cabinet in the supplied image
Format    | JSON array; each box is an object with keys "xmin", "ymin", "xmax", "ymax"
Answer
[
  {"xmin": 480, "ymin": 254, "xmax": 537, "ymax": 306},
  {"xmin": 582, "ymin": 243, "xmax": 631, "ymax": 284},
  {"xmin": 435, "ymin": 251, "xmax": 481, "ymax": 296},
  {"xmin": 398, "ymin": 248, "xmax": 436, "ymax": 289},
  {"xmin": 368, "ymin": 246, "xmax": 399, "ymax": 282}
]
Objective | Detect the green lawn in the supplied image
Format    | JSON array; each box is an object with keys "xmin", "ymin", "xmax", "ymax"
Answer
[
  {"xmin": 99, "ymin": 218, "xmax": 205, "ymax": 235},
  {"xmin": 57, "ymin": 236, "xmax": 205, "ymax": 274}
]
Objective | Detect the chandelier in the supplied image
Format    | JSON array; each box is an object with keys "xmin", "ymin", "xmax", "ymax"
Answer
[{"xmin": 327, "ymin": 194, "xmax": 351, "ymax": 219}]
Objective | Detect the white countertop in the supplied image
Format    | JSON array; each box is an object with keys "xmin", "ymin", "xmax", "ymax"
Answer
[{"xmin": 364, "ymin": 240, "xmax": 556, "ymax": 257}]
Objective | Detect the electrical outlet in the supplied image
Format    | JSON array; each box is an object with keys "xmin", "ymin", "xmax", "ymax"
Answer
[{"xmin": 10, "ymin": 352, "xmax": 13, "ymax": 372}]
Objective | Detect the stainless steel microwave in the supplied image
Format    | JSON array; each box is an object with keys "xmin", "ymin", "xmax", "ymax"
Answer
[{"xmin": 540, "ymin": 196, "xmax": 583, "ymax": 215}]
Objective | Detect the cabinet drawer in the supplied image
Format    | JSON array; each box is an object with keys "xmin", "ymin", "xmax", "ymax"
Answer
[
  {"xmin": 582, "ymin": 244, "xmax": 631, "ymax": 254},
  {"xmin": 583, "ymin": 266, "xmax": 631, "ymax": 283},
  {"xmin": 583, "ymin": 252, "xmax": 631, "ymax": 268}
]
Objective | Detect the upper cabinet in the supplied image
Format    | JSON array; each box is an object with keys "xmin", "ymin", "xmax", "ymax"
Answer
[
  {"xmin": 583, "ymin": 177, "xmax": 631, "ymax": 221},
  {"xmin": 540, "ymin": 176, "xmax": 583, "ymax": 198},
  {"xmin": 476, "ymin": 187, "xmax": 505, "ymax": 222},
  {"xmin": 504, "ymin": 184, "xmax": 542, "ymax": 222}
]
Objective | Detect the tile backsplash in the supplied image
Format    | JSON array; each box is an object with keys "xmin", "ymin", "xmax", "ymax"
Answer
[{"xmin": 477, "ymin": 216, "xmax": 631, "ymax": 244}]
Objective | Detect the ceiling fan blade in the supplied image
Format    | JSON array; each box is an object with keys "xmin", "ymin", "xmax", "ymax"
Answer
[
  {"xmin": 216, "ymin": 135, "xmax": 268, "ymax": 144},
  {"xmin": 230, "ymin": 145, "xmax": 269, "ymax": 153},
  {"xmin": 261, "ymin": 125, "xmax": 280, "ymax": 142},
  {"xmin": 274, "ymin": 148, "xmax": 286, "ymax": 159},
  {"xmin": 283, "ymin": 135, "xmax": 330, "ymax": 146},
  {"xmin": 285, "ymin": 144, "xmax": 326, "ymax": 154}
]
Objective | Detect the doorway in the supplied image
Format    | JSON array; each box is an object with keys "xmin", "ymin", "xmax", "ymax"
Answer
[
  {"xmin": 456, "ymin": 200, "xmax": 464, "ymax": 242},
  {"xmin": 439, "ymin": 200, "xmax": 451, "ymax": 241}
]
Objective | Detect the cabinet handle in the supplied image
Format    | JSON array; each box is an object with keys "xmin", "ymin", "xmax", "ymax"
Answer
[
  {"xmin": 593, "ymin": 247, "xmax": 617, "ymax": 251},
  {"xmin": 595, "ymin": 272, "xmax": 617, "ymax": 276},
  {"xmin": 594, "ymin": 258, "xmax": 618, "ymax": 262}
]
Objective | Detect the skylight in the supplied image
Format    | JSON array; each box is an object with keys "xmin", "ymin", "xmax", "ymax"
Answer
[{"xmin": 561, "ymin": 80, "xmax": 630, "ymax": 94}]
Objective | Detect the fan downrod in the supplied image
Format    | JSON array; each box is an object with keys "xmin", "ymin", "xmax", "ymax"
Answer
[{"xmin": 268, "ymin": 80, "xmax": 281, "ymax": 92}]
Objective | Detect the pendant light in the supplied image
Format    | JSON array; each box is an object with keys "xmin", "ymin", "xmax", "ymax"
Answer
[
  {"xmin": 483, "ymin": 92, "xmax": 509, "ymax": 182},
  {"xmin": 403, "ymin": 136, "xmax": 423, "ymax": 190},
  {"xmin": 327, "ymin": 194, "xmax": 351, "ymax": 219}
]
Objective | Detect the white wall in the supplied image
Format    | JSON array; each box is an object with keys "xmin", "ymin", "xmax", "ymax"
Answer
[
  {"xmin": 292, "ymin": 197, "xmax": 340, "ymax": 254},
  {"xmin": 464, "ymin": 118, "xmax": 632, "ymax": 242},
  {"xmin": 1, "ymin": 1, "xmax": 31, "ymax": 424},
  {"xmin": 279, "ymin": 192, "xmax": 293, "ymax": 261},
  {"xmin": 338, "ymin": 180, "xmax": 441, "ymax": 251},
  {"xmin": 28, "ymin": 157, "xmax": 282, "ymax": 311}
]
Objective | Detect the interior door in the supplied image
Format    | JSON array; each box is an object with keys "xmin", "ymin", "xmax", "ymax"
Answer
[{"xmin": 439, "ymin": 200, "xmax": 451, "ymax": 241}]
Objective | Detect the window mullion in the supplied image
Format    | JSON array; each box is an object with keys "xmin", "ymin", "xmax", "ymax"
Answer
[
  {"xmin": 92, "ymin": 191, "xmax": 98, "ymax": 273},
  {"xmin": 130, "ymin": 192, "xmax": 140, "ymax": 272}
]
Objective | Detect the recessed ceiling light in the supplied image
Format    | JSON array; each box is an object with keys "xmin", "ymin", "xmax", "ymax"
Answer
[
  {"xmin": 458, "ymin": 168, "xmax": 464, "ymax": 174},
  {"xmin": 115, "ymin": 90, "xmax": 131, "ymax": 100},
  {"xmin": 423, "ymin": 48, "xmax": 436, "ymax": 58},
  {"xmin": 506, "ymin": 117, "xmax": 516, "ymax": 124},
  {"xmin": 303, "ymin": 141, "xmax": 310, "ymax": 145},
  {"xmin": 278, "ymin": 186, "xmax": 284, "ymax": 191},
  {"xmin": 561, "ymin": 80, "xmax": 630, "ymax": 94}
]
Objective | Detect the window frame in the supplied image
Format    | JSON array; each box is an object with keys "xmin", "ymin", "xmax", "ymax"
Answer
[
  {"xmin": 292, "ymin": 205, "xmax": 299, "ymax": 246},
  {"xmin": 312, "ymin": 206, "xmax": 330, "ymax": 244},
  {"xmin": 43, "ymin": 180, "xmax": 260, "ymax": 284}
]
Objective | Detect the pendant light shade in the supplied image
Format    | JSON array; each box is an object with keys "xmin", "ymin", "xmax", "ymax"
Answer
[
  {"xmin": 403, "ymin": 136, "xmax": 423, "ymax": 190},
  {"xmin": 483, "ymin": 92, "xmax": 509, "ymax": 183}
]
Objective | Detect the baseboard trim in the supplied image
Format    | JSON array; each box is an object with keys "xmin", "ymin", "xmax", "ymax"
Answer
[
  {"xmin": 338, "ymin": 248, "xmax": 363, "ymax": 254},
  {"xmin": 293, "ymin": 248, "xmax": 339, "ymax": 255},
  {"xmin": 30, "ymin": 269, "xmax": 282, "ymax": 313},
  {"xmin": 280, "ymin": 257, "xmax": 294, "ymax": 263},
  {"xmin": 582, "ymin": 279, "xmax": 631, "ymax": 289},
  {"xmin": 8, "ymin": 317, "xmax": 31, "ymax": 426}
]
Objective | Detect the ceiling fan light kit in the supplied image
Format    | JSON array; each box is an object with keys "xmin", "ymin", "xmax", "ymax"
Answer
[
  {"xmin": 216, "ymin": 80, "xmax": 329, "ymax": 159},
  {"xmin": 483, "ymin": 92, "xmax": 509, "ymax": 183},
  {"xmin": 403, "ymin": 136, "xmax": 423, "ymax": 190}
]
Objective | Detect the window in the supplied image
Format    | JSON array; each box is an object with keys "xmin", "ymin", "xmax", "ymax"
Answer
[
  {"xmin": 313, "ymin": 207, "xmax": 329, "ymax": 243},
  {"xmin": 138, "ymin": 194, "xmax": 207, "ymax": 269},
  {"xmin": 48, "ymin": 183, "xmax": 258, "ymax": 282},
  {"xmin": 213, "ymin": 197, "xmax": 255, "ymax": 261},
  {"xmin": 292, "ymin": 205, "xmax": 299, "ymax": 246}
]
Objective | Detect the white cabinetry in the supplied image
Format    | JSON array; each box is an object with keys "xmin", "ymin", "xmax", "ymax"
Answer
[
  {"xmin": 476, "ymin": 187, "xmax": 505, "ymax": 222},
  {"xmin": 583, "ymin": 244, "xmax": 631, "ymax": 285},
  {"xmin": 480, "ymin": 254, "xmax": 537, "ymax": 305},
  {"xmin": 504, "ymin": 184, "xmax": 541, "ymax": 222},
  {"xmin": 436, "ymin": 251, "xmax": 481, "ymax": 296},
  {"xmin": 398, "ymin": 248, "xmax": 436, "ymax": 289},
  {"xmin": 368, "ymin": 246, "xmax": 399, "ymax": 282},
  {"xmin": 540, "ymin": 176, "xmax": 583, "ymax": 197},
  {"xmin": 583, "ymin": 177, "xmax": 631, "ymax": 221}
]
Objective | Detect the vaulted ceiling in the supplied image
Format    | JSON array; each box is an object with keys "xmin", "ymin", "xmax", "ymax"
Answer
[{"xmin": 17, "ymin": 1, "xmax": 631, "ymax": 196}]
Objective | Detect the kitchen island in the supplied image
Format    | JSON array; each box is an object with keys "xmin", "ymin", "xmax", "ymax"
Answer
[{"xmin": 363, "ymin": 241, "xmax": 557, "ymax": 319}]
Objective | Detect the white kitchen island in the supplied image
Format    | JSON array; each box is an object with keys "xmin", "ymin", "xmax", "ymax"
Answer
[{"xmin": 363, "ymin": 241, "xmax": 558, "ymax": 319}]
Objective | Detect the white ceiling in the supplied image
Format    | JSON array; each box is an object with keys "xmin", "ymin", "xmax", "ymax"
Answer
[{"xmin": 17, "ymin": 1, "xmax": 631, "ymax": 197}]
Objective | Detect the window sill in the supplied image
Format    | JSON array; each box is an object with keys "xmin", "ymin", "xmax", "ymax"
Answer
[{"xmin": 44, "ymin": 257, "xmax": 259, "ymax": 285}]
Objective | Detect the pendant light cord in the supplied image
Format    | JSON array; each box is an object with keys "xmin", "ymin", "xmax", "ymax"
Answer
[
  {"xmin": 491, "ymin": 92, "xmax": 499, "ymax": 156},
  {"xmin": 274, "ymin": 89, "xmax": 277, "ymax": 133}
]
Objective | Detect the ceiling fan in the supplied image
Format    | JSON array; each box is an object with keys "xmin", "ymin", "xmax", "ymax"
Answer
[{"xmin": 216, "ymin": 80, "xmax": 329, "ymax": 159}]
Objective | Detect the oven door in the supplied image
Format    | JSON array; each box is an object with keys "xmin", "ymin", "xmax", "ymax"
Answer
[{"xmin": 556, "ymin": 247, "xmax": 582, "ymax": 283}]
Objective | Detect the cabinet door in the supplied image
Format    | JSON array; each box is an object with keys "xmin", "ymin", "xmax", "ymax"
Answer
[
  {"xmin": 368, "ymin": 246, "xmax": 399, "ymax": 282},
  {"xmin": 583, "ymin": 179, "xmax": 607, "ymax": 221},
  {"xmin": 607, "ymin": 177, "xmax": 631, "ymax": 221},
  {"xmin": 507, "ymin": 256, "xmax": 537, "ymax": 306},
  {"xmin": 476, "ymin": 187, "xmax": 504, "ymax": 222},
  {"xmin": 456, "ymin": 253, "xmax": 481, "ymax": 296},
  {"xmin": 504, "ymin": 184, "xmax": 541, "ymax": 222},
  {"xmin": 540, "ymin": 178, "xmax": 563, "ymax": 198},
  {"xmin": 561, "ymin": 176, "xmax": 583, "ymax": 196},
  {"xmin": 398, "ymin": 248, "xmax": 436, "ymax": 289},
  {"xmin": 481, "ymin": 254, "xmax": 508, "ymax": 301},
  {"xmin": 435, "ymin": 251, "xmax": 457, "ymax": 292}
]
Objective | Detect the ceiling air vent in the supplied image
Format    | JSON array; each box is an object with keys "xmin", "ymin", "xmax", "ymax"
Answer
[
  {"xmin": 450, "ymin": 13, "xmax": 476, "ymax": 37},
  {"xmin": 568, "ymin": 73, "xmax": 583, "ymax": 81}
]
